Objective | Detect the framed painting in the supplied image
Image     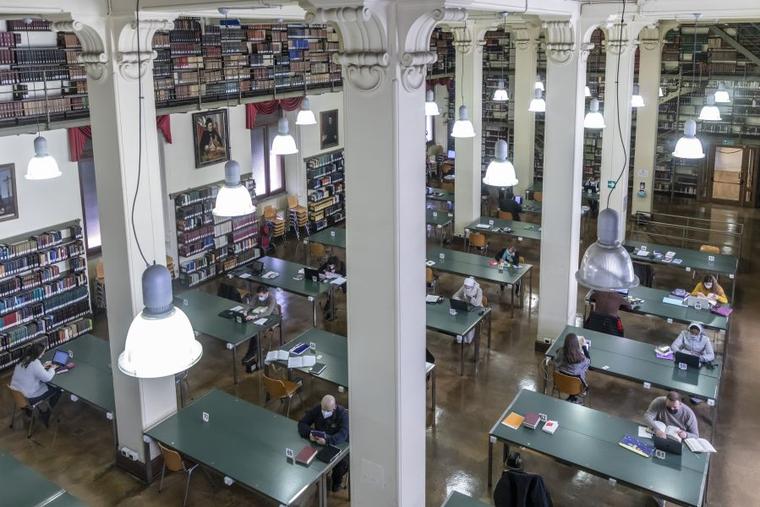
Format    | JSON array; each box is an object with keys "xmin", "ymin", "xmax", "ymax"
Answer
[
  {"xmin": 192, "ymin": 109, "xmax": 231, "ymax": 168},
  {"xmin": 0, "ymin": 163, "xmax": 18, "ymax": 223},
  {"xmin": 320, "ymin": 109, "xmax": 339, "ymax": 150}
]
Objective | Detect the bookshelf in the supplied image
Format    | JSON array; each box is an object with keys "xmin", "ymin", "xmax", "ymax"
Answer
[
  {"xmin": 173, "ymin": 178, "xmax": 259, "ymax": 287},
  {"xmin": 533, "ymin": 33, "xmax": 547, "ymax": 181},
  {"xmin": 306, "ymin": 149, "xmax": 345, "ymax": 231},
  {"xmin": 482, "ymin": 30, "xmax": 512, "ymax": 172},
  {"xmin": 428, "ymin": 28, "xmax": 455, "ymax": 77},
  {"xmin": 0, "ymin": 220, "xmax": 93, "ymax": 372}
]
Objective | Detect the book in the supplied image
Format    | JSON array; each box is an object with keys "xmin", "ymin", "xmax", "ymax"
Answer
[
  {"xmin": 542, "ymin": 420, "xmax": 559, "ymax": 434},
  {"xmin": 501, "ymin": 412, "xmax": 524, "ymax": 430},
  {"xmin": 684, "ymin": 438, "xmax": 717, "ymax": 453},
  {"xmin": 425, "ymin": 295, "xmax": 441, "ymax": 304},
  {"xmin": 619, "ymin": 434, "xmax": 655, "ymax": 458},
  {"xmin": 288, "ymin": 355, "xmax": 316, "ymax": 369},
  {"xmin": 264, "ymin": 350, "xmax": 288, "ymax": 364},
  {"xmin": 523, "ymin": 412, "xmax": 541, "ymax": 430},
  {"xmin": 295, "ymin": 446, "xmax": 318, "ymax": 466}
]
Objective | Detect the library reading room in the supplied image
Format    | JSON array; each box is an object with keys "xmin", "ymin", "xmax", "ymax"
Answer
[{"xmin": 0, "ymin": 0, "xmax": 759, "ymax": 506}]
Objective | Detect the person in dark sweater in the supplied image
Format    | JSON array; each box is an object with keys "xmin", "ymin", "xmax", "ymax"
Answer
[
  {"xmin": 494, "ymin": 451, "xmax": 553, "ymax": 507},
  {"xmin": 585, "ymin": 290, "xmax": 632, "ymax": 336},
  {"xmin": 498, "ymin": 188, "xmax": 523, "ymax": 221},
  {"xmin": 298, "ymin": 395, "xmax": 349, "ymax": 491},
  {"xmin": 554, "ymin": 333, "xmax": 590, "ymax": 402},
  {"xmin": 319, "ymin": 256, "xmax": 346, "ymax": 320}
]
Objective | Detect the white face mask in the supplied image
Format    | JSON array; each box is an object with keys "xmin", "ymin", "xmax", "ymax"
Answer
[
  {"xmin": 258, "ymin": 295, "xmax": 267, "ymax": 302},
  {"xmin": 322, "ymin": 410, "xmax": 333, "ymax": 419},
  {"xmin": 704, "ymin": 283, "xmax": 713, "ymax": 290}
]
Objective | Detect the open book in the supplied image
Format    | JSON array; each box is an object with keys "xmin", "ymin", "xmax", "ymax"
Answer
[
  {"xmin": 288, "ymin": 355, "xmax": 317, "ymax": 369},
  {"xmin": 684, "ymin": 438, "xmax": 717, "ymax": 453},
  {"xmin": 264, "ymin": 350, "xmax": 288, "ymax": 364}
]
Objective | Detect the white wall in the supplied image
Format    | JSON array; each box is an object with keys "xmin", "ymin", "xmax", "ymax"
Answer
[{"xmin": 0, "ymin": 129, "xmax": 82, "ymax": 240}]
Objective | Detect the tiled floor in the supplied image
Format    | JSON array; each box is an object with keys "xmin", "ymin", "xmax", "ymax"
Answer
[{"xmin": 0, "ymin": 197, "xmax": 756, "ymax": 506}]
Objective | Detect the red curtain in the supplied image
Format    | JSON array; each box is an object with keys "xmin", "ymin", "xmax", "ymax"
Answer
[
  {"xmin": 245, "ymin": 97, "xmax": 304, "ymax": 129},
  {"xmin": 67, "ymin": 115, "xmax": 173, "ymax": 161}
]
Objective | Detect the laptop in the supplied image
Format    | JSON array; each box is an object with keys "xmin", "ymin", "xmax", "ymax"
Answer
[
  {"xmin": 653, "ymin": 435, "xmax": 683, "ymax": 455},
  {"xmin": 675, "ymin": 351, "xmax": 701, "ymax": 369},
  {"xmin": 249, "ymin": 260, "xmax": 264, "ymax": 276},
  {"xmin": 447, "ymin": 149, "xmax": 455, "ymax": 159},
  {"xmin": 304, "ymin": 267, "xmax": 321, "ymax": 282},
  {"xmin": 52, "ymin": 349, "xmax": 71, "ymax": 367},
  {"xmin": 450, "ymin": 298, "xmax": 471, "ymax": 312},
  {"xmin": 685, "ymin": 295, "xmax": 713, "ymax": 308},
  {"xmin": 316, "ymin": 445, "xmax": 341, "ymax": 464},
  {"xmin": 514, "ymin": 195, "xmax": 523, "ymax": 205}
]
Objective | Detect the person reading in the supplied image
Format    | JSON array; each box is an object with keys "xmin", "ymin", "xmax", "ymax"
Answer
[
  {"xmin": 644, "ymin": 391, "xmax": 699, "ymax": 440},
  {"xmin": 691, "ymin": 274, "xmax": 728, "ymax": 304},
  {"xmin": 298, "ymin": 395, "xmax": 349, "ymax": 492}
]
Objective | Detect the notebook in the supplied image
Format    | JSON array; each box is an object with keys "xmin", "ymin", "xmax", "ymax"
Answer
[
  {"xmin": 711, "ymin": 305, "xmax": 733, "ymax": 317},
  {"xmin": 295, "ymin": 446, "xmax": 318, "ymax": 466},
  {"xmin": 619, "ymin": 434, "xmax": 655, "ymax": 458},
  {"xmin": 684, "ymin": 438, "xmax": 717, "ymax": 453},
  {"xmin": 501, "ymin": 412, "xmax": 524, "ymax": 430}
]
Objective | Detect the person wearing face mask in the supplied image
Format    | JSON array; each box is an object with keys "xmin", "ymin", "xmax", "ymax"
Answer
[
  {"xmin": 452, "ymin": 277, "xmax": 483, "ymax": 344},
  {"xmin": 240, "ymin": 286, "xmax": 278, "ymax": 370},
  {"xmin": 298, "ymin": 394, "xmax": 349, "ymax": 492},
  {"xmin": 671, "ymin": 322, "xmax": 715, "ymax": 364},
  {"xmin": 644, "ymin": 391, "xmax": 699, "ymax": 440},
  {"xmin": 691, "ymin": 274, "xmax": 728, "ymax": 304}
]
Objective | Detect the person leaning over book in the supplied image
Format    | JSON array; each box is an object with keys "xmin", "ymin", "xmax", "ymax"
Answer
[
  {"xmin": 452, "ymin": 277, "xmax": 483, "ymax": 345},
  {"xmin": 10, "ymin": 342, "xmax": 62, "ymax": 427},
  {"xmin": 241, "ymin": 285, "xmax": 278, "ymax": 371},
  {"xmin": 298, "ymin": 395, "xmax": 349, "ymax": 492},
  {"xmin": 644, "ymin": 391, "xmax": 699, "ymax": 440},
  {"xmin": 319, "ymin": 256, "xmax": 346, "ymax": 321},
  {"xmin": 553, "ymin": 333, "xmax": 590, "ymax": 403},
  {"xmin": 691, "ymin": 274, "xmax": 728, "ymax": 304}
]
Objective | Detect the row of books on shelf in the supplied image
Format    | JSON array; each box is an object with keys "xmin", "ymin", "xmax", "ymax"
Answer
[
  {"xmin": 0, "ymin": 273, "xmax": 86, "ymax": 313},
  {"xmin": 0, "ymin": 242, "xmax": 84, "ymax": 279},
  {"xmin": 0, "ymin": 226, "xmax": 79, "ymax": 260},
  {"xmin": 0, "ymin": 318, "xmax": 93, "ymax": 368},
  {"xmin": 0, "ymin": 32, "xmax": 19, "ymax": 47},
  {"xmin": 0, "ymin": 286, "xmax": 88, "ymax": 328},
  {"xmin": 0, "ymin": 96, "xmax": 85, "ymax": 120},
  {"xmin": 14, "ymin": 48, "xmax": 68, "ymax": 66}
]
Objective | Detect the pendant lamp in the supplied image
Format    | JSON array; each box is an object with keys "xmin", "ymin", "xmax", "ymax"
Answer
[
  {"xmin": 583, "ymin": 98, "xmax": 605, "ymax": 129},
  {"xmin": 271, "ymin": 117, "xmax": 298, "ymax": 155},
  {"xmin": 698, "ymin": 95, "xmax": 721, "ymax": 121},
  {"xmin": 26, "ymin": 136, "xmax": 62, "ymax": 180},
  {"xmin": 534, "ymin": 75, "xmax": 544, "ymax": 92},
  {"xmin": 451, "ymin": 105, "xmax": 476, "ymax": 138},
  {"xmin": 482, "ymin": 139, "xmax": 518, "ymax": 187},
  {"xmin": 631, "ymin": 84, "xmax": 645, "ymax": 108},
  {"xmin": 584, "ymin": 85, "xmax": 591, "ymax": 98},
  {"xmin": 213, "ymin": 160, "xmax": 255, "ymax": 217},
  {"xmin": 714, "ymin": 82, "xmax": 730, "ymax": 104},
  {"xmin": 576, "ymin": 208, "xmax": 639, "ymax": 291},
  {"xmin": 658, "ymin": 87, "xmax": 664, "ymax": 97},
  {"xmin": 528, "ymin": 89, "xmax": 545, "ymax": 113},
  {"xmin": 295, "ymin": 97, "xmax": 317, "ymax": 126},
  {"xmin": 118, "ymin": 264, "xmax": 203, "ymax": 378},
  {"xmin": 493, "ymin": 80, "xmax": 509, "ymax": 102},
  {"xmin": 425, "ymin": 89, "xmax": 440, "ymax": 116},
  {"xmin": 672, "ymin": 119, "xmax": 704, "ymax": 159}
]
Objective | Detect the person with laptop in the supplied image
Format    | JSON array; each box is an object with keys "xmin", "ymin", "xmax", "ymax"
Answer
[
  {"xmin": 584, "ymin": 290, "xmax": 632, "ymax": 337},
  {"xmin": 691, "ymin": 274, "xmax": 728, "ymax": 304},
  {"xmin": 644, "ymin": 391, "xmax": 699, "ymax": 440},
  {"xmin": 452, "ymin": 277, "xmax": 483, "ymax": 344},
  {"xmin": 10, "ymin": 342, "xmax": 62, "ymax": 427},
  {"xmin": 553, "ymin": 333, "xmax": 590, "ymax": 403},
  {"xmin": 240, "ymin": 285, "xmax": 278, "ymax": 371},
  {"xmin": 498, "ymin": 188, "xmax": 523, "ymax": 221},
  {"xmin": 671, "ymin": 322, "xmax": 715, "ymax": 365},
  {"xmin": 298, "ymin": 394, "xmax": 349, "ymax": 492},
  {"xmin": 319, "ymin": 256, "xmax": 346, "ymax": 321}
]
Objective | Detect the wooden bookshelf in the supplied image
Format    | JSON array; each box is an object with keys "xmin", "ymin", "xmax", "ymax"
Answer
[
  {"xmin": 306, "ymin": 149, "xmax": 345, "ymax": 231},
  {"xmin": 428, "ymin": 28, "xmax": 455, "ymax": 77},
  {"xmin": 482, "ymin": 30, "xmax": 512, "ymax": 172},
  {"xmin": 173, "ymin": 178, "xmax": 259, "ymax": 287},
  {"xmin": 0, "ymin": 220, "xmax": 93, "ymax": 372}
]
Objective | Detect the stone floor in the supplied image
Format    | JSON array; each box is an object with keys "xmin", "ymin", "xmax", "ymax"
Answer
[{"xmin": 0, "ymin": 196, "xmax": 757, "ymax": 507}]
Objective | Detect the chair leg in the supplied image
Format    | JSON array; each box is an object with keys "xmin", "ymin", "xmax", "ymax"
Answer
[
  {"xmin": 285, "ymin": 396, "xmax": 292, "ymax": 417},
  {"xmin": 183, "ymin": 465, "xmax": 197, "ymax": 507},
  {"xmin": 159, "ymin": 463, "xmax": 166, "ymax": 493},
  {"xmin": 9, "ymin": 405, "xmax": 16, "ymax": 429},
  {"xmin": 26, "ymin": 409, "xmax": 35, "ymax": 439}
]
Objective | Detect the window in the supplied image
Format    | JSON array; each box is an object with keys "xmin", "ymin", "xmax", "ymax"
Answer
[
  {"xmin": 78, "ymin": 140, "xmax": 101, "ymax": 252},
  {"xmin": 251, "ymin": 122, "xmax": 286, "ymax": 197}
]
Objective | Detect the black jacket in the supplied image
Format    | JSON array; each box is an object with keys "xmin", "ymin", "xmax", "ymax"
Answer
[
  {"xmin": 494, "ymin": 248, "xmax": 521, "ymax": 266},
  {"xmin": 494, "ymin": 470, "xmax": 553, "ymax": 507},
  {"xmin": 319, "ymin": 260, "xmax": 346, "ymax": 277},
  {"xmin": 498, "ymin": 197, "xmax": 522, "ymax": 221},
  {"xmin": 298, "ymin": 405, "xmax": 349, "ymax": 445}
]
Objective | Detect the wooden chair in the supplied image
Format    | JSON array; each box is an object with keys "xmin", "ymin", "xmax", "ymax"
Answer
[
  {"xmin": 263, "ymin": 206, "xmax": 286, "ymax": 243},
  {"xmin": 259, "ymin": 303, "xmax": 284, "ymax": 355},
  {"xmin": 287, "ymin": 195, "xmax": 309, "ymax": 239},
  {"xmin": 310, "ymin": 242, "xmax": 327, "ymax": 265},
  {"xmin": 700, "ymin": 244, "xmax": 721, "ymax": 255},
  {"xmin": 551, "ymin": 371, "xmax": 587, "ymax": 404},
  {"xmin": 262, "ymin": 373, "xmax": 302, "ymax": 417},
  {"xmin": 533, "ymin": 191, "xmax": 543, "ymax": 202},
  {"xmin": 441, "ymin": 181, "xmax": 455, "ymax": 193},
  {"xmin": 157, "ymin": 442, "xmax": 202, "ymax": 507},
  {"xmin": 8, "ymin": 385, "xmax": 51, "ymax": 438},
  {"xmin": 498, "ymin": 210, "xmax": 513, "ymax": 220},
  {"xmin": 468, "ymin": 232, "xmax": 488, "ymax": 254},
  {"xmin": 426, "ymin": 267, "xmax": 438, "ymax": 294}
]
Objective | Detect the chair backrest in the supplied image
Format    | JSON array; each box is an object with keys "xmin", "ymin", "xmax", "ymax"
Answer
[
  {"xmin": 287, "ymin": 195, "xmax": 298, "ymax": 209},
  {"xmin": 310, "ymin": 242, "xmax": 326, "ymax": 258},
  {"xmin": 519, "ymin": 256, "xmax": 526, "ymax": 265},
  {"xmin": 426, "ymin": 267, "xmax": 434, "ymax": 284},
  {"xmin": 498, "ymin": 210, "xmax": 513, "ymax": 220},
  {"xmin": 263, "ymin": 206, "xmax": 277, "ymax": 219},
  {"xmin": 469, "ymin": 232, "xmax": 486, "ymax": 248},
  {"xmin": 552, "ymin": 371, "xmax": 584, "ymax": 396},
  {"xmin": 263, "ymin": 374, "xmax": 288, "ymax": 399},
  {"xmin": 158, "ymin": 443, "xmax": 186, "ymax": 473},
  {"xmin": 534, "ymin": 191, "xmax": 543, "ymax": 202},
  {"xmin": 441, "ymin": 182, "xmax": 455, "ymax": 192},
  {"xmin": 700, "ymin": 244, "xmax": 721, "ymax": 255},
  {"xmin": 96, "ymin": 260, "xmax": 105, "ymax": 280},
  {"xmin": 482, "ymin": 294, "xmax": 489, "ymax": 307},
  {"xmin": 8, "ymin": 386, "xmax": 29, "ymax": 410}
]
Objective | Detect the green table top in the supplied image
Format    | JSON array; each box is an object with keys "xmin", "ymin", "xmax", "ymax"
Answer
[
  {"xmin": 526, "ymin": 182, "xmax": 599, "ymax": 202},
  {"xmin": 308, "ymin": 227, "xmax": 346, "ymax": 250},
  {"xmin": 490, "ymin": 389, "xmax": 709, "ymax": 507},
  {"xmin": 624, "ymin": 241, "xmax": 738, "ymax": 277},
  {"xmin": 0, "ymin": 453, "xmax": 86, "ymax": 506},
  {"xmin": 441, "ymin": 491, "xmax": 489, "ymax": 507},
  {"xmin": 231, "ymin": 256, "xmax": 330, "ymax": 299},
  {"xmin": 426, "ymin": 188, "xmax": 455, "ymax": 202},
  {"xmin": 427, "ymin": 209, "xmax": 454, "ymax": 227},
  {"xmin": 178, "ymin": 289, "xmax": 280, "ymax": 347},
  {"xmin": 277, "ymin": 328, "xmax": 348, "ymax": 389},
  {"xmin": 146, "ymin": 389, "xmax": 348, "ymax": 506},
  {"xmin": 520, "ymin": 199, "xmax": 542, "ymax": 214},
  {"xmin": 427, "ymin": 246, "xmax": 531, "ymax": 285},
  {"xmin": 626, "ymin": 286, "xmax": 729, "ymax": 332},
  {"xmin": 426, "ymin": 297, "xmax": 490, "ymax": 337},
  {"xmin": 547, "ymin": 326, "xmax": 722, "ymax": 401},
  {"xmin": 465, "ymin": 217, "xmax": 542, "ymax": 242},
  {"xmin": 44, "ymin": 334, "xmax": 114, "ymax": 414}
]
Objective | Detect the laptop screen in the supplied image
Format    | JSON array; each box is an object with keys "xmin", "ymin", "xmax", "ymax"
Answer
[
  {"xmin": 447, "ymin": 150, "xmax": 455, "ymax": 159},
  {"xmin": 514, "ymin": 195, "xmax": 523, "ymax": 205},
  {"xmin": 52, "ymin": 350, "xmax": 69, "ymax": 365}
]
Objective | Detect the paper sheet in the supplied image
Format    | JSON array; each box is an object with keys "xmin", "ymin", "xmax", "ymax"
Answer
[{"xmin": 638, "ymin": 426, "xmax": 653, "ymax": 439}]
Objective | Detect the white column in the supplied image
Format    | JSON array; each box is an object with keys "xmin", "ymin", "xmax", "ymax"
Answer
[
  {"xmin": 512, "ymin": 23, "xmax": 539, "ymax": 195},
  {"xmin": 536, "ymin": 21, "xmax": 586, "ymax": 344},
  {"xmin": 453, "ymin": 23, "xmax": 487, "ymax": 234},
  {"xmin": 308, "ymin": 4, "xmax": 465, "ymax": 505},
  {"xmin": 631, "ymin": 25, "xmax": 662, "ymax": 216},
  {"xmin": 599, "ymin": 22, "xmax": 642, "ymax": 236},
  {"xmin": 57, "ymin": 14, "xmax": 178, "ymax": 468}
]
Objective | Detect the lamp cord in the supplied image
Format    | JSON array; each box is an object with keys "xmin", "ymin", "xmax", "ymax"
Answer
[
  {"xmin": 606, "ymin": 0, "xmax": 628, "ymax": 209},
  {"xmin": 130, "ymin": 0, "xmax": 149, "ymax": 266}
]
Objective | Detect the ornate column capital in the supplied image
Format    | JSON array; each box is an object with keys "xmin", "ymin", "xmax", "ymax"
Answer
[
  {"xmin": 605, "ymin": 22, "xmax": 630, "ymax": 56},
  {"xmin": 639, "ymin": 24, "xmax": 662, "ymax": 51},
  {"xmin": 543, "ymin": 20, "xmax": 575, "ymax": 65},
  {"xmin": 513, "ymin": 23, "xmax": 541, "ymax": 51},
  {"xmin": 117, "ymin": 17, "xmax": 175, "ymax": 80},
  {"xmin": 51, "ymin": 20, "xmax": 107, "ymax": 81}
]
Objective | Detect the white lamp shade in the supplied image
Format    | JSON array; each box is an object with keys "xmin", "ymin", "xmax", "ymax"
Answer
[
  {"xmin": 658, "ymin": 87, "xmax": 664, "ymax": 97},
  {"xmin": 451, "ymin": 105, "xmax": 476, "ymax": 138},
  {"xmin": 672, "ymin": 119, "xmax": 704, "ymax": 159},
  {"xmin": 584, "ymin": 98, "xmax": 605, "ymax": 129},
  {"xmin": 425, "ymin": 101, "xmax": 440, "ymax": 116},
  {"xmin": 714, "ymin": 83, "xmax": 730, "ymax": 104},
  {"xmin": 534, "ymin": 78, "xmax": 544, "ymax": 92},
  {"xmin": 213, "ymin": 184, "xmax": 255, "ymax": 217},
  {"xmin": 296, "ymin": 109, "xmax": 317, "ymax": 125},
  {"xmin": 631, "ymin": 94, "xmax": 645, "ymax": 108},
  {"xmin": 528, "ymin": 89, "xmax": 545, "ymax": 113},
  {"xmin": 118, "ymin": 308, "xmax": 202, "ymax": 378},
  {"xmin": 272, "ymin": 134, "xmax": 298, "ymax": 155},
  {"xmin": 698, "ymin": 105, "xmax": 721, "ymax": 121},
  {"xmin": 576, "ymin": 208, "xmax": 639, "ymax": 291},
  {"xmin": 493, "ymin": 80, "xmax": 509, "ymax": 101},
  {"xmin": 584, "ymin": 85, "xmax": 591, "ymax": 97},
  {"xmin": 482, "ymin": 139, "xmax": 518, "ymax": 187},
  {"xmin": 25, "ymin": 136, "xmax": 61, "ymax": 180}
]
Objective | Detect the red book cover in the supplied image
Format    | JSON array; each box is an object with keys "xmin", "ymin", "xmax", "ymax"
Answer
[{"xmin": 295, "ymin": 446, "xmax": 318, "ymax": 466}]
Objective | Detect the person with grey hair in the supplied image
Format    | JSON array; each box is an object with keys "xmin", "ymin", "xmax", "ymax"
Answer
[
  {"xmin": 298, "ymin": 394, "xmax": 349, "ymax": 492},
  {"xmin": 452, "ymin": 277, "xmax": 483, "ymax": 344}
]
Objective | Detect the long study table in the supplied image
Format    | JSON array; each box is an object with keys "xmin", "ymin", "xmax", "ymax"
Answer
[
  {"xmin": 426, "ymin": 297, "xmax": 491, "ymax": 375},
  {"xmin": 464, "ymin": 217, "xmax": 542, "ymax": 244},
  {"xmin": 624, "ymin": 286, "xmax": 729, "ymax": 333},
  {"xmin": 427, "ymin": 209, "xmax": 454, "ymax": 245},
  {"xmin": 145, "ymin": 389, "xmax": 349, "ymax": 507},
  {"xmin": 308, "ymin": 226, "xmax": 346, "ymax": 251},
  {"xmin": 488, "ymin": 389, "xmax": 710, "ymax": 506},
  {"xmin": 0, "ymin": 452, "xmax": 87, "ymax": 506}
]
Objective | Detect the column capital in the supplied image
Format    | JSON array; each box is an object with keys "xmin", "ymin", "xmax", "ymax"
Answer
[
  {"xmin": 51, "ymin": 20, "xmax": 107, "ymax": 81},
  {"xmin": 638, "ymin": 24, "xmax": 662, "ymax": 51},
  {"xmin": 543, "ymin": 20, "xmax": 575, "ymax": 65},
  {"xmin": 513, "ymin": 22, "xmax": 541, "ymax": 51},
  {"xmin": 116, "ymin": 16, "xmax": 175, "ymax": 80},
  {"xmin": 604, "ymin": 21, "xmax": 647, "ymax": 56},
  {"xmin": 452, "ymin": 20, "xmax": 495, "ymax": 55}
]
